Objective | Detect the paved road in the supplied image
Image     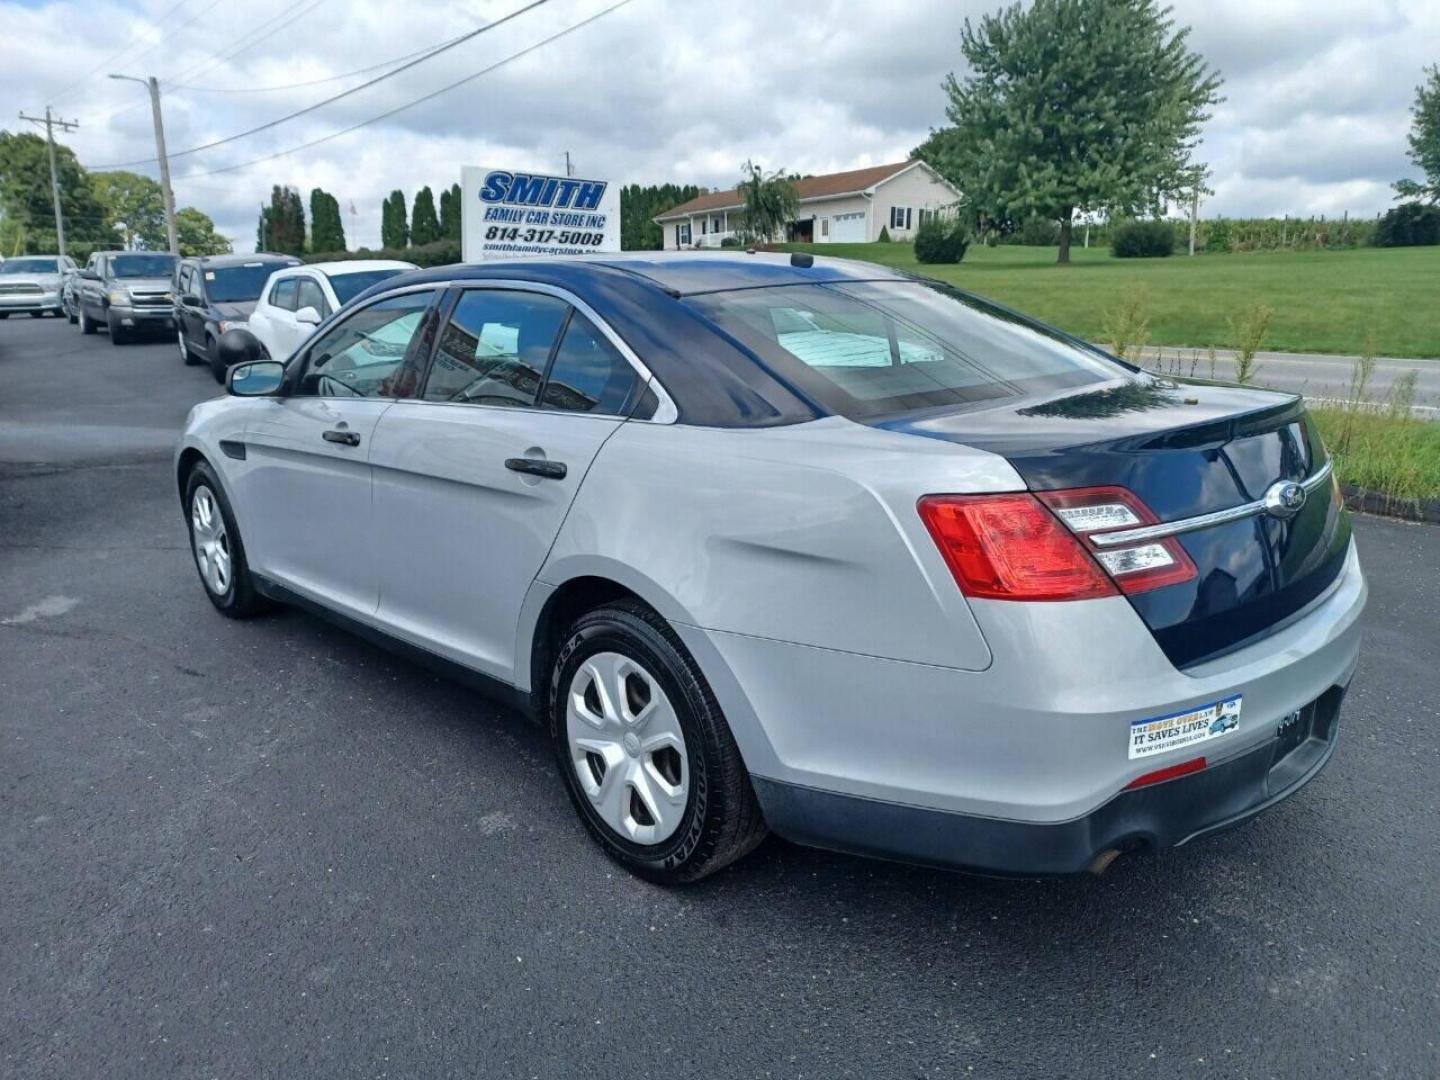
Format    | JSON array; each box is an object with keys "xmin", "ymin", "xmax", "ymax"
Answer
[
  {"xmin": 1131, "ymin": 346, "xmax": 1440, "ymax": 417},
  {"xmin": 3, "ymin": 315, "xmax": 1438, "ymax": 1079}
]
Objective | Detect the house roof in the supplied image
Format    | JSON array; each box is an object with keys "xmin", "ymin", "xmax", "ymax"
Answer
[{"xmin": 654, "ymin": 160, "xmax": 924, "ymax": 221}]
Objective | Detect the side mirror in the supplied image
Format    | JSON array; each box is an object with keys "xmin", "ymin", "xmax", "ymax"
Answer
[
  {"xmin": 81, "ymin": 270, "xmax": 99, "ymax": 281},
  {"xmin": 227, "ymin": 360, "xmax": 286, "ymax": 397},
  {"xmin": 294, "ymin": 305, "xmax": 322, "ymax": 326},
  {"xmin": 180, "ymin": 293, "xmax": 202, "ymax": 308}
]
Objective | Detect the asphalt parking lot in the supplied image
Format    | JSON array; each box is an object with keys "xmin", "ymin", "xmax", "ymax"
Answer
[{"xmin": 2, "ymin": 314, "xmax": 1437, "ymax": 1079}]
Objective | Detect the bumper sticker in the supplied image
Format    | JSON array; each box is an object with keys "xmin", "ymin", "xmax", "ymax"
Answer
[{"xmin": 1129, "ymin": 695, "xmax": 1242, "ymax": 760}]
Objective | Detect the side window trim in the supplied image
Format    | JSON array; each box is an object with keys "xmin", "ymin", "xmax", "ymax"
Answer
[{"xmin": 417, "ymin": 280, "xmax": 676, "ymax": 423}]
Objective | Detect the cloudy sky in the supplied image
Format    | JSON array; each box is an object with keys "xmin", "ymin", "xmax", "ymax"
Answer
[{"xmin": 2, "ymin": 0, "xmax": 1435, "ymax": 251}]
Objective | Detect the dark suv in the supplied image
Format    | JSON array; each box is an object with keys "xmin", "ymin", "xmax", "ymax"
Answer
[
  {"xmin": 76, "ymin": 251, "xmax": 178, "ymax": 344},
  {"xmin": 173, "ymin": 253, "xmax": 301, "ymax": 380}
]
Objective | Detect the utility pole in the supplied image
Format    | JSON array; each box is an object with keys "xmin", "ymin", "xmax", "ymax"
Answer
[
  {"xmin": 18, "ymin": 107, "xmax": 79, "ymax": 258},
  {"xmin": 564, "ymin": 151, "xmax": 573, "ymax": 178},
  {"xmin": 108, "ymin": 74, "xmax": 178, "ymax": 254},
  {"xmin": 1189, "ymin": 189, "xmax": 1199, "ymax": 256}
]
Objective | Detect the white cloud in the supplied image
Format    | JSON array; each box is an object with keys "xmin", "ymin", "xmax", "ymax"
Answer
[{"xmin": 2, "ymin": 0, "xmax": 1436, "ymax": 250}]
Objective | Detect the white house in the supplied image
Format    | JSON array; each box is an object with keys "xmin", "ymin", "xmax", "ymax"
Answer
[{"xmin": 653, "ymin": 160, "xmax": 961, "ymax": 249}]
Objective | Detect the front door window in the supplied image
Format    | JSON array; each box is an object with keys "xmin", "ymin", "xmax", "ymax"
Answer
[{"xmin": 294, "ymin": 290, "xmax": 435, "ymax": 399}]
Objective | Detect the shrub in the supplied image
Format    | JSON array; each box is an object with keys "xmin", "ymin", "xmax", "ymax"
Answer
[
  {"xmin": 913, "ymin": 212, "xmax": 971, "ymax": 264},
  {"xmin": 719, "ymin": 235, "xmax": 741, "ymax": 247},
  {"xmin": 304, "ymin": 238, "xmax": 461, "ymax": 267},
  {"xmin": 1111, "ymin": 220, "xmax": 1176, "ymax": 258},
  {"xmin": 1375, "ymin": 203, "xmax": 1440, "ymax": 247},
  {"xmin": 878, "ymin": 225, "xmax": 892, "ymax": 243}
]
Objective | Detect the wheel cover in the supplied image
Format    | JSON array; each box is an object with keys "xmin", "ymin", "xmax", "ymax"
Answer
[
  {"xmin": 190, "ymin": 485, "xmax": 232, "ymax": 596},
  {"xmin": 177, "ymin": 330, "xmax": 187, "ymax": 359},
  {"xmin": 566, "ymin": 650, "xmax": 689, "ymax": 846}
]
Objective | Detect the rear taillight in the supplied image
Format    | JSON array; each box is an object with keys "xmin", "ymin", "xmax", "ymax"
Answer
[
  {"xmin": 1037, "ymin": 486, "xmax": 1197, "ymax": 595},
  {"xmin": 917, "ymin": 494, "xmax": 1117, "ymax": 601}
]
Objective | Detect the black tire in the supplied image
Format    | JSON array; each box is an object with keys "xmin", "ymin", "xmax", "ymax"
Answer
[
  {"xmin": 107, "ymin": 313, "xmax": 129, "ymax": 345},
  {"xmin": 179, "ymin": 330, "xmax": 198, "ymax": 365},
  {"xmin": 0, "ymin": 312, "xmax": 8, "ymax": 319},
  {"xmin": 79, "ymin": 307, "xmax": 97, "ymax": 334},
  {"xmin": 29, "ymin": 311, "xmax": 43, "ymax": 318},
  {"xmin": 549, "ymin": 601, "xmax": 767, "ymax": 883},
  {"xmin": 207, "ymin": 337, "xmax": 225, "ymax": 383},
  {"xmin": 183, "ymin": 461, "xmax": 271, "ymax": 619},
  {"xmin": 67, "ymin": 308, "xmax": 77, "ymax": 324}
]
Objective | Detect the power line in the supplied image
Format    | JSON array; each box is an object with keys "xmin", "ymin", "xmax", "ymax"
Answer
[
  {"xmin": 173, "ymin": 30, "xmax": 470, "ymax": 94},
  {"xmin": 85, "ymin": 0, "xmax": 331, "ymax": 128},
  {"xmin": 47, "ymin": 0, "xmax": 190, "ymax": 104},
  {"xmin": 175, "ymin": 0, "xmax": 635, "ymax": 181},
  {"xmin": 89, "ymin": 0, "xmax": 550, "ymax": 170}
]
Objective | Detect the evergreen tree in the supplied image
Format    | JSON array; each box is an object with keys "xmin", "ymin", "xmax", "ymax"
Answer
[
  {"xmin": 1395, "ymin": 65, "xmax": 1440, "ymax": 204},
  {"xmin": 381, "ymin": 189, "xmax": 408, "ymax": 248},
  {"xmin": 619, "ymin": 182, "xmax": 701, "ymax": 250},
  {"xmin": 309, "ymin": 188, "xmax": 346, "ymax": 252},
  {"xmin": 930, "ymin": 0, "xmax": 1222, "ymax": 263},
  {"xmin": 260, "ymin": 185, "xmax": 306, "ymax": 256},
  {"xmin": 411, "ymin": 185, "xmax": 440, "ymax": 246},
  {"xmin": 440, "ymin": 182, "xmax": 463, "ymax": 242}
]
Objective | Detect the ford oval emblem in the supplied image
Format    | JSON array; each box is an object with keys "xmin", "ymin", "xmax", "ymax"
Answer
[{"xmin": 1263, "ymin": 480, "xmax": 1307, "ymax": 519}]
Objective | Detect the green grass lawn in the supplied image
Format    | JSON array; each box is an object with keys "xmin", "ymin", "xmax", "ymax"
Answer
[
  {"xmin": 1312, "ymin": 409, "xmax": 1440, "ymax": 503},
  {"xmin": 774, "ymin": 242, "xmax": 1440, "ymax": 358}
]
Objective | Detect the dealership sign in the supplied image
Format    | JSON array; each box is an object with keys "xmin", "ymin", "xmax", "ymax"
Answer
[{"xmin": 460, "ymin": 165, "xmax": 620, "ymax": 261}]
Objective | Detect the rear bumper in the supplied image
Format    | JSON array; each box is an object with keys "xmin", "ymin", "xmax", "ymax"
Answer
[{"xmin": 752, "ymin": 682, "xmax": 1347, "ymax": 875}]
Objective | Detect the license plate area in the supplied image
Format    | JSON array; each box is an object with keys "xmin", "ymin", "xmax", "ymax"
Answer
[{"xmin": 1265, "ymin": 685, "xmax": 1344, "ymax": 795}]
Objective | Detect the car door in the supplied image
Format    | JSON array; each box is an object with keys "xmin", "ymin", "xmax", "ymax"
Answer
[
  {"xmin": 234, "ymin": 286, "xmax": 440, "ymax": 617},
  {"xmin": 80, "ymin": 254, "xmax": 102, "ymax": 314},
  {"xmin": 179, "ymin": 264, "xmax": 206, "ymax": 343},
  {"xmin": 368, "ymin": 285, "xmax": 650, "ymax": 683}
]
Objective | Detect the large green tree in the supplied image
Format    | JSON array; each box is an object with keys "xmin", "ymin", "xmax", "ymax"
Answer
[
  {"xmin": 1395, "ymin": 65, "xmax": 1440, "ymax": 204},
  {"xmin": 90, "ymin": 170, "xmax": 165, "ymax": 249},
  {"xmin": 928, "ymin": 0, "xmax": 1221, "ymax": 263},
  {"xmin": 381, "ymin": 189, "xmax": 408, "ymax": 248},
  {"xmin": 439, "ymin": 182, "xmax": 462, "ymax": 242},
  {"xmin": 0, "ymin": 131, "xmax": 117, "ymax": 255},
  {"xmin": 411, "ymin": 185, "xmax": 441, "ymax": 246},
  {"xmin": 309, "ymin": 188, "xmax": 346, "ymax": 252},
  {"xmin": 175, "ymin": 206, "xmax": 230, "ymax": 256},
  {"xmin": 736, "ymin": 161, "xmax": 798, "ymax": 244}
]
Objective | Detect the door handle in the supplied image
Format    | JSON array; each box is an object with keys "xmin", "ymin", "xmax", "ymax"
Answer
[
  {"xmin": 322, "ymin": 428, "xmax": 361, "ymax": 446},
  {"xmin": 505, "ymin": 457, "xmax": 567, "ymax": 480}
]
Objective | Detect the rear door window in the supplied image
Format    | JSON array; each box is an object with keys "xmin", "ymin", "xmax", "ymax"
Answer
[
  {"xmin": 421, "ymin": 290, "xmax": 568, "ymax": 407},
  {"xmin": 539, "ymin": 312, "xmax": 639, "ymax": 415}
]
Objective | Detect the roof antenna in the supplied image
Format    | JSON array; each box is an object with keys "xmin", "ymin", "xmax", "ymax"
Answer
[{"xmin": 790, "ymin": 252, "xmax": 814, "ymax": 268}]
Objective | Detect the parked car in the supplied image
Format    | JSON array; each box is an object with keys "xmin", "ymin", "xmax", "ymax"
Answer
[
  {"xmin": 76, "ymin": 251, "xmax": 178, "ymax": 343},
  {"xmin": 174, "ymin": 253, "xmax": 1365, "ymax": 884},
  {"xmin": 247, "ymin": 260, "xmax": 416, "ymax": 362},
  {"xmin": 61, "ymin": 266, "xmax": 83, "ymax": 323},
  {"xmin": 0, "ymin": 255, "xmax": 75, "ymax": 318},
  {"xmin": 173, "ymin": 253, "xmax": 302, "ymax": 381}
]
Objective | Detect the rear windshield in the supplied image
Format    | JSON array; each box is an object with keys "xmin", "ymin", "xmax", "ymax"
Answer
[
  {"xmin": 111, "ymin": 253, "xmax": 177, "ymax": 278},
  {"xmin": 0, "ymin": 258, "xmax": 59, "ymax": 275},
  {"xmin": 205, "ymin": 263, "xmax": 288, "ymax": 303},
  {"xmin": 325, "ymin": 268, "xmax": 410, "ymax": 306},
  {"xmin": 684, "ymin": 280, "xmax": 1122, "ymax": 419}
]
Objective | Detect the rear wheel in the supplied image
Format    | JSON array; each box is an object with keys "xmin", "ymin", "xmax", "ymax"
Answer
[
  {"xmin": 184, "ymin": 462, "xmax": 269, "ymax": 618},
  {"xmin": 177, "ymin": 329, "xmax": 198, "ymax": 365},
  {"xmin": 550, "ymin": 601, "xmax": 766, "ymax": 883}
]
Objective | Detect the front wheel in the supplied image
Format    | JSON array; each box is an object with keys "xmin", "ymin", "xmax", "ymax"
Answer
[
  {"xmin": 79, "ymin": 307, "xmax": 96, "ymax": 334},
  {"xmin": 107, "ymin": 313, "xmax": 129, "ymax": 345},
  {"xmin": 184, "ymin": 463, "xmax": 270, "ymax": 618},
  {"xmin": 550, "ymin": 601, "xmax": 767, "ymax": 884}
]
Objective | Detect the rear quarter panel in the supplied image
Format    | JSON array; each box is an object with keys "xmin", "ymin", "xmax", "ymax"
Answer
[{"xmin": 540, "ymin": 416, "xmax": 1023, "ymax": 671}]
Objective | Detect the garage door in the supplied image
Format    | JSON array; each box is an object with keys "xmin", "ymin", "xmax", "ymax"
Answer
[{"xmin": 831, "ymin": 212, "xmax": 866, "ymax": 243}]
